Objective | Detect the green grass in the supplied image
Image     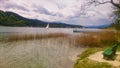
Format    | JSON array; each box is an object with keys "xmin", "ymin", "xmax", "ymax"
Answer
[
  {"xmin": 79, "ymin": 48, "xmax": 102, "ymax": 60},
  {"xmin": 74, "ymin": 59, "xmax": 112, "ymax": 68},
  {"xmin": 118, "ymin": 45, "xmax": 120, "ymax": 51},
  {"xmin": 74, "ymin": 48, "xmax": 113, "ymax": 68}
]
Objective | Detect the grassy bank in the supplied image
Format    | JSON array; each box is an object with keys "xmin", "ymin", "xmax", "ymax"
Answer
[
  {"xmin": 74, "ymin": 31, "xmax": 120, "ymax": 68},
  {"xmin": 74, "ymin": 48, "xmax": 113, "ymax": 68}
]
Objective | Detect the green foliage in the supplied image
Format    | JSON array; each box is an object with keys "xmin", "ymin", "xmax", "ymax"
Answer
[
  {"xmin": 0, "ymin": 10, "xmax": 26, "ymax": 26},
  {"xmin": 114, "ymin": 19, "xmax": 120, "ymax": 30},
  {"xmin": 110, "ymin": 8, "xmax": 120, "ymax": 30}
]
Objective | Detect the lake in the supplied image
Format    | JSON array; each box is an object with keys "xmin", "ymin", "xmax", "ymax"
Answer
[
  {"xmin": 0, "ymin": 26, "xmax": 104, "ymax": 35},
  {"xmin": 0, "ymin": 26, "xmax": 112, "ymax": 68},
  {"xmin": 0, "ymin": 26, "xmax": 73, "ymax": 35}
]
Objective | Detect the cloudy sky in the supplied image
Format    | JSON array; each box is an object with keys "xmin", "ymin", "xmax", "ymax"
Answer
[{"xmin": 0, "ymin": 0, "xmax": 114, "ymax": 26}]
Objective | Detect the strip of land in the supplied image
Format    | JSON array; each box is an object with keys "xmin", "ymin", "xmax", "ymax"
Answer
[{"xmin": 88, "ymin": 51, "xmax": 120, "ymax": 67}]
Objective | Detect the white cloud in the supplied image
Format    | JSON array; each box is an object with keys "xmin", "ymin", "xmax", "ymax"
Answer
[{"xmin": 0, "ymin": 0, "xmax": 114, "ymax": 26}]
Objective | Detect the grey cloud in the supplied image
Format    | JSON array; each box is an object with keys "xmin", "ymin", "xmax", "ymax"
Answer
[
  {"xmin": 0, "ymin": 0, "xmax": 9, "ymax": 4},
  {"xmin": 0, "ymin": 0, "xmax": 4, "ymax": 2},
  {"xmin": 57, "ymin": 5, "xmax": 65, "ymax": 9},
  {"xmin": 49, "ymin": 12, "xmax": 64, "ymax": 17},
  {"xmin": 56, "ymin": 3, "xmax": 66, "ymax": 9},
  {"xmin": 72, "ymin": 12, "xmax": 87, "ymax": 18},
  {"xmin": 0, "ymin": 0, "xmax": 9, "ymax": 2},
  {"xmin": 34, "ymin": 6, "xmax": 51, "ymax": 15},
  {"xmin": 33, "ymin": 6, "xmax": 63, "ymax": 17},
  {"xmin": 4, "ymin": 4, "xmax": 29, "ymax": 12},
  {"xmin": 68, "ymin": 10, "xmax": 87, "ymax": 19}
]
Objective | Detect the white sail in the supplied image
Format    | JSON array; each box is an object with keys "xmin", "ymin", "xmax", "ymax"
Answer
[{"xmin": 46, "ymin": 24, "xmax": 49, "ymax": 29}]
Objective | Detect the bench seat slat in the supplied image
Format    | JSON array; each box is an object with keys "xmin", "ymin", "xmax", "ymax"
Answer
[
  {"xmin": 103, "ymin": 48, "xmax": 112, "ymax": 55},
  {"xmin": 102, "ymin": 42, "xmax": 120, "ymax": 60}
]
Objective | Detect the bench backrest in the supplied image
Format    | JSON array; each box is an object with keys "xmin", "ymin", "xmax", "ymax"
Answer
[{"xmin": 111, "ymin": 42, "xmax": 120, "ymax": 54}]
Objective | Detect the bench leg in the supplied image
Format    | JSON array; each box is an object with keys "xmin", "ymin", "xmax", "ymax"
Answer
[{"xmin": 103, "ymin": 55, "xmax": 114, "ymax": 60}]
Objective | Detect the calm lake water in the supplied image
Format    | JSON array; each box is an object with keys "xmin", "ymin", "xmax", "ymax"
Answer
[
  {"xmin": 0, "ymin": 26, "xmax": 109, "ymax": 68},
  {"xmin": 0, "ymin": 27, "xmax": 73, "ymax": 35},
  {"xmin": 0, "ymin": 26, "xmax": 104, "ymax": 36}
]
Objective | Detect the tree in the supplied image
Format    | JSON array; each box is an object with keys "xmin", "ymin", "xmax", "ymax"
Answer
[
  {"xmin": 0, "ymin": 11, "xmax": 26, "ymax": 26},
  {"xmin": 113, "ymin": 7, "xmax": 120, "ymax": 30},
  {"xmin": 16, "ymin": 20, "xmax": 26, "ymax": 26},
  {"xmin": 84, "ymin": 0, "xmax": 120, "ymax": 29},
  {"xmin": 87, "ymin": 0, "xmax": 120, "ymax": 9}
]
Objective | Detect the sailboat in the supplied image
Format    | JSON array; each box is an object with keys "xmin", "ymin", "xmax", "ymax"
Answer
[{"xmin": 46, "ymin": 23, "xmax": 49, "ymax": 29}]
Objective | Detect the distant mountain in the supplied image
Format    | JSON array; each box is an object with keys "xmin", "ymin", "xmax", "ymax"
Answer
[
  {"xmin": 0, "ymin": 10, "xmax": 82, "ymax": 28},
  {"xmin": 83, "ymin": 24, "xmax": 110, "ymax": 29}
]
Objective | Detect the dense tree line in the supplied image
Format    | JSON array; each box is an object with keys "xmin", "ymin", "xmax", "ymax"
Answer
[
  {"xmin": 0, "ymin": 10, "xmax": 47, "ymax": 27},
  {"xmin": 0, "ymin": 10, "xmax": 26, "ymax": 26}
]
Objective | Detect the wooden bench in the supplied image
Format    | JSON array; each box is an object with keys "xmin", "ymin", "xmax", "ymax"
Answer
[{"xmin": 103, "ymin": 42, "xmax": 120, "ymax": 60}]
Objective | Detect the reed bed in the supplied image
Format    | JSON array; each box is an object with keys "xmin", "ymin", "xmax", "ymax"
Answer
[
  {"xmin": 116, "ymin": 31, "xmax": 120, "ymax": 41},
  {"xmin": 2, "ymin": 30, "xmax": 120, "ymax": 47},
  {"xmin": 74, "ymin": 31, "xmax": 118, "ymax": 47},
  {"xmin": 5, "ymin": 33, "xmax": 68, "ymax": 42}
]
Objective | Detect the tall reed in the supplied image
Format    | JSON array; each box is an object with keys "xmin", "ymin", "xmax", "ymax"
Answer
[
  {"xmin": 74, "ymin": 31, "xmax": 117, "ymax": 47},
  {"xmin": 5, "ymin": 33, "xmax": 68, "ymax": 42}
]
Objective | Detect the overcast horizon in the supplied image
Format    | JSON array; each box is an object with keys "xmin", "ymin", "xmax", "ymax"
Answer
[{"xmin": 0, "ymin": 0, "xmax": 115, "ymax": 26}]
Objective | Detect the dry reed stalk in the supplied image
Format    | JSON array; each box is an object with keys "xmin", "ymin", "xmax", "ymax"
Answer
[{"xmin": 6, "ymin": 33, "xmax": 68, "ymax": 42}]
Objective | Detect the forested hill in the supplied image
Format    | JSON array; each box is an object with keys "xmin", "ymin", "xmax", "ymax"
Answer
[{"xmin": 0, "ymin": 10, "xmax": 82, "ymax": 28}]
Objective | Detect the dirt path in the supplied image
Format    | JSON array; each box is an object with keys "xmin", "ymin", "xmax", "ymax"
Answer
[{"xmin": 88, "ymin": 51, "xmax": 120, "ymax": 67}]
